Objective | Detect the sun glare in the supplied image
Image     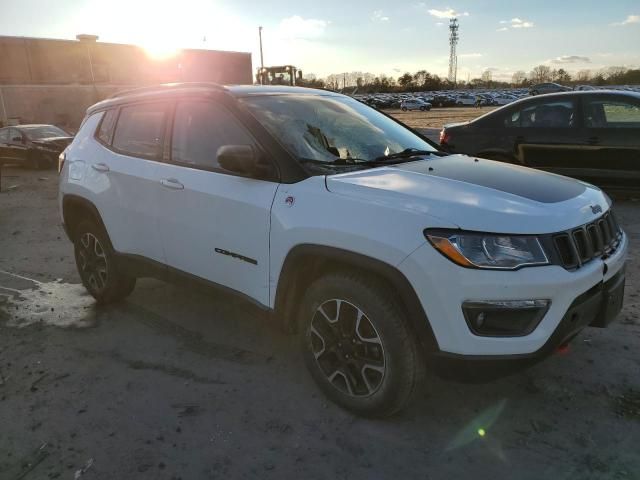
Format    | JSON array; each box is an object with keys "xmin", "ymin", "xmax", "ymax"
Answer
[{"xmin": 142, "ymin": 39, "xmax": 180, "ymax": 60}]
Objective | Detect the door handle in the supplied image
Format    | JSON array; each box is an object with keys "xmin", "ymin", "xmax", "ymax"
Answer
[
  {"xmin": 160, "ymin": 178, "xmax": 184, "ymax": 190},
  {"xmin": 92, "ymin": 163, "xmax": 110, "ymax": 173},
  {"xmin": 587, "ymin": 136, "xmax": 599, "ymax": 145}
]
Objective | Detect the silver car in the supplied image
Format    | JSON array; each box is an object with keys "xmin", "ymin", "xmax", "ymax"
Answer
[{"xmin": 400, "ymin": 99, "xmax": 431, "ymax": 111}]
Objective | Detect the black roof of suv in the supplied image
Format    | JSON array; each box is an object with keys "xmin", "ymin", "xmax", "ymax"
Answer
[{"xmin": 88, "ymin": 83, "xmax": 337, "ymax": 115}]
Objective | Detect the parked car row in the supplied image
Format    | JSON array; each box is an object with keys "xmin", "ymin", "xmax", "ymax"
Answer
[
  {"xmin": 355, "ymin": 84, "xmax": 640, "ymax": 110},
  {"xmin": 440, "ymin": 90, "xmax": 640, "ymax": 191},
  {"xmin": 357, "ymin": 89, "xmax": 530, "ymax": 109}
]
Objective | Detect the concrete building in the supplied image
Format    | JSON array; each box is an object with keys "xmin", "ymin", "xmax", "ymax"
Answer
[{"xmin": 0, "ymin": 35, "xmax": 253, "ymax": 129}]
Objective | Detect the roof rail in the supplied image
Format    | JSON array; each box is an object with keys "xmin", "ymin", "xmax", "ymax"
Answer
[{"xmin": 108, "ymin": 82, "xmax": 225, "ymax": 99}]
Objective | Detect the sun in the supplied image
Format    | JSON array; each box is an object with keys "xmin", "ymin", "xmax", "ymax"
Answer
[{"xmin": 142, "ymin": 38, "xmax": 181, "ymax": 60}]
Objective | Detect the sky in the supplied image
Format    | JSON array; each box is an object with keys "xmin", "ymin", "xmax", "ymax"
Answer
[{"xmin": 2, "ymin": 0, "xmax": 639, "ymax": 81}]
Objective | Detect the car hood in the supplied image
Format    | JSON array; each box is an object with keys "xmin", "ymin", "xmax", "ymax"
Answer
[{"xmin": 325, "ymin": 155, "xmax": 610, "ymax": 234}]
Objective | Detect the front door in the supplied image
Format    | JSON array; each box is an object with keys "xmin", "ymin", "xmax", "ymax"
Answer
[
  {"xmin": 581, "ymin": 94, "xmax": 640, "ymax": 189},
  {"xmin": 514, "ymin": 98, "xmax": 587, "ymax": 179},
  {"xmin": 7, "ymin": 128, "xmax": 29, "ymax": 166},
  {"xmin": 0, "ymin": 128, "xmax": 10, "ymax": 163},
  {"xmin": 155, "ymin": 98, "xmax": 279, "ymax": 306}
]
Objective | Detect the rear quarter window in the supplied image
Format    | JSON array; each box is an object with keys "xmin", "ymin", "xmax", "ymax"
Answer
[{"xmin": 96, "ymin": 109, "xmax": 117, "ymax": 145}]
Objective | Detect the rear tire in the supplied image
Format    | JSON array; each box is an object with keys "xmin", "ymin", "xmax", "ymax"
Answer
[
  {"xmin": 401, "ymin": 107, "xmax": 407, "ymax": 112},
  {"xmin": 298, "ymin": 271, "xmax": 422, "ymax": 417},
  {"xmin": 73, "ymin": 219, "xmax": 136, "ymax": 304}
]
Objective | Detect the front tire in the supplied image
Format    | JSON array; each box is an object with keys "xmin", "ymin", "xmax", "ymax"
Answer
[
  {"xmin": 299, "ymin": 272, "xmax": 422, "ymax": 417},
  {"xmin": 401, "ymin": 107, "xmax": 407, "ymax": 112},
  {"xmin": 73, "ymin": 220, "xmax": 136, "ymax": 304}
]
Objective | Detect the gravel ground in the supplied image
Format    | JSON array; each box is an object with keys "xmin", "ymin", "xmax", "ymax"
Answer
[
  {"xmin": 389, "ymin": 106, "xmax": 497, "ymax": 129},
  {"xmin": 0, "ymin": 164, "xmax": 639, "ymax": 480},
  {"xmin": 387, "ymin": 106, "xmax": 497, "ymax": 142}
]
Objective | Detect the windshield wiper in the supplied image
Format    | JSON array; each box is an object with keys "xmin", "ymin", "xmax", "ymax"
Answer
[
  {"xmin": 369, "ymin": 148, "xmax": 437, "ymax": 165},
  {"xmin": 299, "ymin": 158, "xmax": 367, "ymax": 168}
]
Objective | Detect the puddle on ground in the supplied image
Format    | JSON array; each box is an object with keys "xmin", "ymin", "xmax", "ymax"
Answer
[{"xmin": 0, "ymin": 280, "xmax": 98, "ymax": 329}]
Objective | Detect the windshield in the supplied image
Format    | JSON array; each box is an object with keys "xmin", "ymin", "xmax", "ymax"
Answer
[
  {"xmin": 241, "ymin": 94, "xmax": 437, "ymax": 171},
  {"xmin": 23, "ymin": 125, "xmax": 68, "ymax": 140}
]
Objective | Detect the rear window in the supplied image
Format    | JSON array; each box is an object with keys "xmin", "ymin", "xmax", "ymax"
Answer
[
  {"xmin": 505, "ymin": 100, "xmax": 575, "ymax": 128},
  {"xmin": 112, "ymin": 103, "xmax": 167, "ymax": 159},
  {"xmin": 96, "ymin": 109, "xmax": 117, "ymax": 145}
]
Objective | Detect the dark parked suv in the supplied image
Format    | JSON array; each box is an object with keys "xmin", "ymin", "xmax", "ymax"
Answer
[
  {"xmin": 440, "ymin": 91, "xmax": 640, "ymax": 190},
  {"xmin": 0, "ymin": 124, "xmax": 73, "ymax": 169},
  {"xmin": 529, "ymin": 83, "xmax": 572, "ymax": 95}
]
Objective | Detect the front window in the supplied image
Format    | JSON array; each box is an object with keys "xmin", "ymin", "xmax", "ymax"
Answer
[
  {"xmin": 23, "ymin": 125, "xmax": 68, "ymax": 140},
  {"xmin": 112, "ymin": 102, "xmax": 167, "ymax": 160},
  {"xmin": 241, "ymin": 94, "xmax": 436, "ymax": 173},
  {"xmin": 584, "ymin": 98, "xmax": 640, "ymax": 128}
]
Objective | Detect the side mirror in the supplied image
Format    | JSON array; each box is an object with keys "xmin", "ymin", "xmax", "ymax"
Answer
[{"xmin": 217, "ymin": 145, "xmax": 272, "ymax": 178}]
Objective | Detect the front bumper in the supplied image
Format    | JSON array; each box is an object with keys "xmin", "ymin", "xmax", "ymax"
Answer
[
  {"xmin": 431, "ymin": 267, "xmax": 625, "ymax": 381},
  {"xmin": 398, "ymin": 229, "xmax": 628, "ymax": 360}
]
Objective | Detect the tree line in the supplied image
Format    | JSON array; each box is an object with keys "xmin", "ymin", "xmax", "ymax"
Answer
[{"xmin": 301, "ymin": 66, "xmax": 640, "ymax": 92}]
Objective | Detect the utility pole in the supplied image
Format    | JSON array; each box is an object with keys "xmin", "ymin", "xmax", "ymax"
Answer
[
  {"xmin": 448, "ymin": 18, "xmax": 459, "ymax": 86},
  {"xmin": 258, "ymin": 26, "xmax": 264, "ymax": 69}
]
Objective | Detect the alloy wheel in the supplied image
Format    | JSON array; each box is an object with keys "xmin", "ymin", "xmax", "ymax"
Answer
[
  {"xmin": 309, "ymin": 299, "xmax": 386, "ymax": 397},
  {"xmin": 77, "ymin": 232, "xmax": 108, "ymax": 292}
]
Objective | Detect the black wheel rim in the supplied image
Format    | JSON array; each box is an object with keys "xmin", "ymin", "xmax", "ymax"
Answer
[
  {"xmin": 309, "ymin": 299, "xmax": 386, "ymax": 397},
  {"xmin": 77, "ymin": 232, "xmax": 108, "ymax": 293}
]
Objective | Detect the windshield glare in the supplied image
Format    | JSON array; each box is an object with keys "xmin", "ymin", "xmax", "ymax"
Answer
[
  {"xmin": 24, "ymin": 126, "xmax": 68, "ymax": 140},
  {"xmin": 241, "ymin": 95, "xmax": 436, "ymax": 168}
]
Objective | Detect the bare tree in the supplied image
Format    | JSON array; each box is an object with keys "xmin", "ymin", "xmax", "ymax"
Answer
[
  {"xmin": 480, "ymin": 70, "xmax": 492, "ymax": 85},
  {"xmin": 604, "ymin": 66, "xmax": 627, "ymax": 80},
  {"xmin": 575, "ymin": 69, "xmax": 591, "ymax": 82},
  {"xmin": 530, "ymin": 65, "xmax": 552, "ymax": 83},
  {"xmin": 511, "ymin": 70, "xmax": 527, "ymax": 86}
]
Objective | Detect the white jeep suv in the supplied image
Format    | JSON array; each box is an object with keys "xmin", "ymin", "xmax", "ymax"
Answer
[{"xmin": 59, "ymin": 84, "xmax": 627, "ymax": 417}]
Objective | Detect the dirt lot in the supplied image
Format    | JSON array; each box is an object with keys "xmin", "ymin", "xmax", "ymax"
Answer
[
  {"xmin": 388, "ymin": 106, "xmax": 497, "ymax": 131},
  {"xmin": 0, "ymin": 163, "xmax": 639, "ymax": 480}
]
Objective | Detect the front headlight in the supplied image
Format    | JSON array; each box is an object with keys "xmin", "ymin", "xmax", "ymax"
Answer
[{"xmin": 425, "ymin": 229, "xmax": 549, "ymax": 270}]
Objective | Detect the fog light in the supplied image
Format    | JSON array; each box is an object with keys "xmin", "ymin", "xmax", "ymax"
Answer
[{"xmin": 462, "ymin": 299, "xmax": 550, "ymax": 337}]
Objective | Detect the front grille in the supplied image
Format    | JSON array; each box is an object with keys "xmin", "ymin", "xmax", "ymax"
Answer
[{"xmin": 552, "ymin": 211, "xmax": 622, "ymax": 269}]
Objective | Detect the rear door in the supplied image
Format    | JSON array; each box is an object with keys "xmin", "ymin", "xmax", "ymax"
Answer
[
  {"xmin": 92, "ymin": 103, "xmax": 168, "ymax": 262},
  {"xmin": 155, "ymin": 96, "xmax": 279, "ymax": 306},
  {"xmin": 512, "ymin": 98, "xmax": 588, "ymax": 178},
  {"xmin": 581, "ymin": 94, "xmax": 640, "ymax": 189}
]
